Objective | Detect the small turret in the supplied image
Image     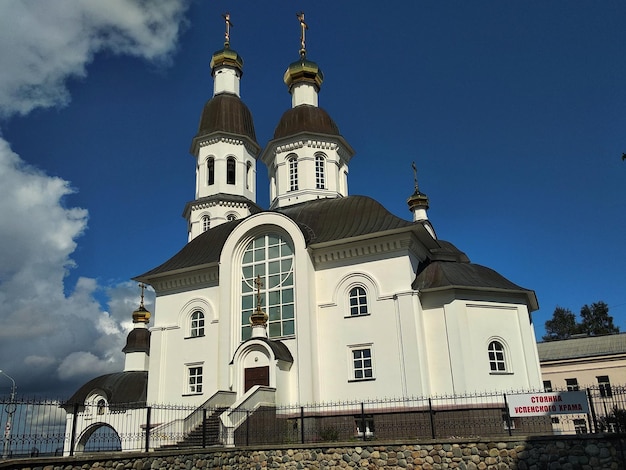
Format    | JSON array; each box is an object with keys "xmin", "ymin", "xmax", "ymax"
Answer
[
  {"xmin": 123, "ymin": 284, "xmax": 151, "ymax": 372},
  {"xmin": 407, "ymin": 162, "xmax": 436, "ymax": 238}
]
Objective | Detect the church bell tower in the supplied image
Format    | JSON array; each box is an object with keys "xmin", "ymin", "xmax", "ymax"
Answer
[{"xmin": 185, "ymin": 14, "xmax": 261, "ymax": 241}]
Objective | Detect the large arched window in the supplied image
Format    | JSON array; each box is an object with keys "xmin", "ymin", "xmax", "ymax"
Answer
[
  {"xmin": 349, "ymin": 287, "xmax": 368, "ymax": 316},
  {"xmin": 241, "ymin": 233, "xmax": 294, "ymax": 340},
  {"xmin": 315, "ymin": 154, "xmax": 326, "ymax": 189},
  {"xmin": 288, "ymin": 155, "xmax": 298, "ymax": 191},
  {"xmin": 488, "ymin": 340, "xmax": 507, "ymax": 372},
  {"xmin": 191, "ymin": 311, "xmax": 205, "ymax": 337},
  {"xmin": 207, "ymin": 158, "xmax": 215, "ymax": 185},
  {"xmin": 227, "ymin": 157, "xmax": 236, "ymax": 185},
  {"xmin": 246, "ymin": 161, "xmax": 252, "ymax": 190}
]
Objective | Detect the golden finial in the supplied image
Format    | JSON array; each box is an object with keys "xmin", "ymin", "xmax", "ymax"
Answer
[
  {"xmin": 297, "ymin": 12, "xmax": 308, "ymax": 58},
  {"xmin": 250, "ymin": 275, "xmax": 268, "ymax": 327},
  {"xmin": 132, "ymin": 283, "xmax": 151, "ymax": 324},
  {"xmin": 222, "ymin": 12, "xmax": 233, "ymax": 48},
  {"xmin": 412, "ymin": 161, "xmax": 419, "ymax": 191}
]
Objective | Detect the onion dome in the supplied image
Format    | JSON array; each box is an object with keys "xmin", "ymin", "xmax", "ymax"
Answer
[
  {"xmin": 194, "ymin": 93, "xmax": 258, "ymax": 144},
  {"xmin": 122, "ymin": 328, "xmax": 151, "ymax": 354},
  {"xmin": 210, "ymin": 45, "xmax": 243, "ymax": 77},
  {"xmin": 284, "ymin": 58, "xmax": 324, "ymax": 93},
  {"xmin": 273, "ymin": 104, "xmax": 339, "ymax": 139},
  {"xmin": 407, "ymin": 187, "xmax": 429, "ymax": 212},
  {"xmin": 132, "ymin": 283, "xmax": 151, "ymax": 324}
]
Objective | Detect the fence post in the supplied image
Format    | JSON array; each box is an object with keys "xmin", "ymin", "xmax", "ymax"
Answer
[
  {"xmin": 503, "ymin": 393, "xmax": 512, "ymax": 437},
  {"xmin": 587, "ymin": 388, "xmax": 599, "ymax": 433},
  {"xmin": 246, "ymin": 409, "xmax": 250, "ymax": 446},
  {"xmin": 202, "ymin": 408, "xmax": 207, "ymax": 448},
  {"xmin": 428, "ymin": 398, "xmax": 435, "ymax": 439},
  {"xmin": 145, "ymin": 406, "xmax": 151, "ymax": 452},
  {"xmin": 69, "ymin": 403, "xmax": 79, "ymax": 456},
  {"xmin": 300, "ymin": 407, "xmax": 305, "ymax": 444},
  {"xmin": 360, "ymin": 403, "xmax": 366, "ymax": 441}
]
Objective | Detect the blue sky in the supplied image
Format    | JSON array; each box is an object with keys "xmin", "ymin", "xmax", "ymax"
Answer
[{"xmin": 0, "ymin": 1, "xmax": 625, "ymax": 397}]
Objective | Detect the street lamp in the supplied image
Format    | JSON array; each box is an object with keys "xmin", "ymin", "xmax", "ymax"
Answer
[{"xmin": 0, "ymin": 370, "xmax": 16, "ymax": 459}]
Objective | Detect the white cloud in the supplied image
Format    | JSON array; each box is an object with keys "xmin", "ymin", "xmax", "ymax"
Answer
[
  {"xmin": 0, "ymin": 0, "xmax": 187, "ymax": 395},
  {"xmin": 0, "ymin": 0, "xmax": 189, "ymax": 118}
]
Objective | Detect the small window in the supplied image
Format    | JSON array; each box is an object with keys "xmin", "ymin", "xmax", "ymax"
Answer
[
  {"xmin": 488, "ymin": 341, "xmax": 506, "ymax": 372},
  {"xmin": 207, "ymin": 158, "xmax": 215, "ymax": 185},
  {"xmin": 202, "ymin": 215, "xmax": 210, "ymax": 232},
  {"xmin": 288, "ymin": 155, "xmax": 298, "ymax": 191},
  {"xmin": 573, "ymin": 418, "xmax": 587, "ymax": 434},
  {"xmin": 349, "ymin": 287, "xmax": 368, "ymax": 316},
  {"xmin": 188, "ymin": 366, "xmax": 203, "ymax": 394},
  {"xmin": 597, "ymin": 375, "xmax": 612, "ymax": 397},
  {"xmin": 566, "ymin": 378, "xmax": 579, "ymax": 391},
  {"xmin": 97, "ymin": 399, "xmax": 106, "ymax": 415},
  {"xmin": 227, "ymin": 157, "xmax": 236, "ymax": 185},
  {"xmin": 227, "ymin": 214, "xmax": 237, "ymax": 221},
  {"xmin": 246, "ymin": 161, "xmax": 252, "ymax": 189},
  {"xmin": 543, "ymin": 380, "xmax": 553, "ymax": 392},
  {"xmin": 315, "ymin": 154, "xmax": 325, "ymax": 189},
  {"xmin": 351, "ymin": 347, "xmax": 373, "ymax": 380},
  {"xmin": 191, "ymin": 311, "xmax": 205, "ymax": 337}
]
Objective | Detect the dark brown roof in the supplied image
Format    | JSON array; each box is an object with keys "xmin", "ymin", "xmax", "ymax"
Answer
[
  {"xmin": 63, "ymin": 371, "xmax": 148, "ymax": 409},
  {"xmin": 273, "ymin": 105, "xmax": 340, "ymax": 139},
  {"xmin": 414, "ymin": 261, "xmax": 527, "ymax": 292},
  {"xmin": 135, "ymin": 196, "xmax": 417, "ymax": 280},
  {"xmin": 194, "ymin": 93, "xmax": 258, "ymax": 144},
  {"xmin": 231, "ymin": 337, "xmax": 293, "ymax": 364},
  {"xmin": 122, "ymin": 328, "xmax": 150, "ymax": 354},
  {"xmin": 413, "ymin": 260, "xmax": 538, "ymax": 310}
]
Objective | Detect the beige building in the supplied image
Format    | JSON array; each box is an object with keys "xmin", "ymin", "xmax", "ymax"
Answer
[{"xmin": 537, "ymin": 333, "xmax": 626, "ymax": 394}]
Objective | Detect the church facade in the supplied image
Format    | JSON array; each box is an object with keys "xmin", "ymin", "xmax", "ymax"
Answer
[{"xmin": 65, "ymin": 16, "xmax": 542, "ymax": 450}]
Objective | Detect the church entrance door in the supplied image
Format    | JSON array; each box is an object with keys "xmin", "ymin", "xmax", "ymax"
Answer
[{"xmin": 244, "ymin": 366, "xmax": 269, "ymax": 392}]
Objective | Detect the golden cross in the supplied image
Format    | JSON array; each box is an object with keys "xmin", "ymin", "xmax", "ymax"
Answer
[
  {"xmin": 297, "ymin": 12, "xmax": 308, "ymax": 57},
  {"xmin": 254, "ymin": 275, "xmax": 263, "ymax": 309},
  {"xmin": 412, "ymin": 161, "xmax": 419, "ymax": 190},
  {"xmin": 222, "ymin": 13, "xmax": 233, "ymax": 45},
  {"xmin": 139, "ymin": 283, "xmax": 146, "ymax": 307}
]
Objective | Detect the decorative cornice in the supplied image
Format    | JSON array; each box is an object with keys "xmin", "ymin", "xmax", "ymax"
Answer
[
  {"xmin": 150, "ymin": 268, "xmax": 219, "ymax": 295},
  {"xmin": 193, "ymin": 133, "xmax": 259, "ymax": 156},
  {"xmin": 310, "ymin": 232, "xmax": 418, "ymax": 266},
  {"xmin": 191, "ymin": 199, "xmax": 250, "ymax": 211}
]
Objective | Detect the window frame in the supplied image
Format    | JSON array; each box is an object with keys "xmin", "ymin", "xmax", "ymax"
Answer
[
  {"xmin": 186, "ymin": 365, "xmax": 203, "ymax": 395},
  {"xmin": 347, "ymin": 286, "xmax": 369, "ymax": 317},
  {"xmin": 189, "ymin": 310, "xmax": 205, "ymax": 338},
  {"xmin": 487, "ymin": 340, "xmax": 508, "ymax": 374},
  {"xmin": 240, "ymin": 233, "xmax": 295, "ymax": 340},
  {"xmin": 202, "ymin": 215, "xmax": 210, "ymax": 232},
  {"xmin": 207, "ymin": 157, "xmax": 215, "ymax": 185},
  {"xmin": 227, "ymin": 157, "xmax": 236, "ymax": 185},
  {"xmin": 348, "ymin": 345, "xmax": 375, "ymax": 382},
  {"xmin": 566, "ymin": 378, "xmax": 579, "ymax": 391},
  {"xmin": 597, "ymin": 375, "xmax": 612, "ymax": 397},
  {"xmin": 288, "ymin": 155, "xmax": 298, "ymax": 191},
  {"xmin": 315, "ymin": 153, "xmax": 326, "ymax": 189}
]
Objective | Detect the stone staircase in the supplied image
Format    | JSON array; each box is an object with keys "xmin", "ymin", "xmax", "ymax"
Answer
[{"xmin": 162, "ymin": 406, "xmax": 229, "ymax": 448}]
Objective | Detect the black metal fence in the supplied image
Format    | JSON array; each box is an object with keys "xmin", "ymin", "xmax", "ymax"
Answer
[{"xmin": 1, "ymin": 386, "xmax": 625, "ymax": 457}]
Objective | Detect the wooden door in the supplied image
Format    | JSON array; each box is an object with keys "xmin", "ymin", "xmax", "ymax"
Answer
[{"xmin": 244, "ymin": 366, "xmax": 269, "ymax": 392}]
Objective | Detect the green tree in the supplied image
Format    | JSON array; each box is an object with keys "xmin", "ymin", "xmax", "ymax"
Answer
[
  {"xmin": 543, "ymin": 307, "xmax": 579, "ymax": 341},
  {"xmin": 579, "ymin": 301, "xmax": 620, "ymax": 336}
]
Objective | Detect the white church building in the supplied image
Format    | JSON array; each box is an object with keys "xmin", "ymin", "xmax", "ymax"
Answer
[{"xmin": 64, "ymin": 15, "xmax": 543, "ymax": 450}]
